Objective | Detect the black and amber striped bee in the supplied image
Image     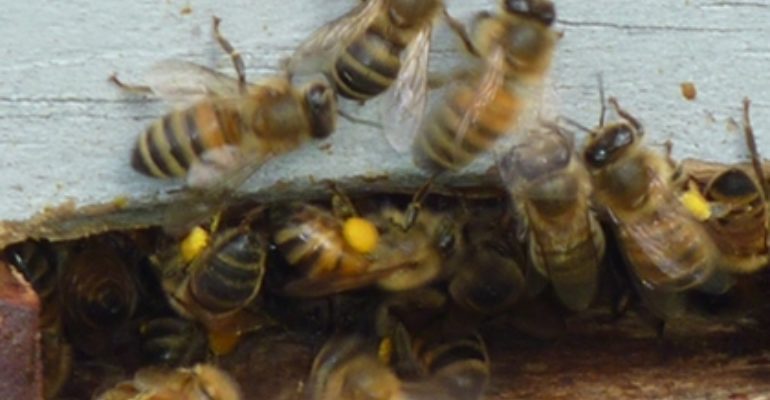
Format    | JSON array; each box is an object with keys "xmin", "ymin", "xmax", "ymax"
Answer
[
  {"xmin": 112, "ymin": 17, "xmax": 337, "ymax": 187},
  {"xmin": 152, "ymin": 217, "xmax": 268, "ymax": 356},
  {"xmin": 285, "ymin": 0, "xmax": 475, "ymax": 153},
  {"xmin": 412, "ymin": 0, "xmax": 559, "ymax": 173},
  {"xmin": 500, "ymin": 126, "xmax": 605, "ymax": 311},
  {"xmin": 583, "ymin": 97, "xmax": 723, "ymax": 294},
  {"xmin": 681, "ymin": 98, "xmax": 769, "ymax": 275},
  {"xmin": 270, "ymin": 185, "xmax": 462, "ymax": 298}
]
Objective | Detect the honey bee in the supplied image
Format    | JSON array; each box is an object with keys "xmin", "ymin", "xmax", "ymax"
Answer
[
  {"xmin": 681, "ymin": 98, "xmax": 769, "ymax": 274},
  {"xmin": 412, "ymin": 0, "xmax": 559, "ymax": 173},
  {"xmin": 305, "ymin": 335, "xmax": 401, "ymax": 400},
  {"xmin": 95, "ymin": 363, "xmax": 241, "ymax": 400},
  {"xmin": 446, "ymin": 221, "xmax": 527, "ymax": 315},
  {"xmin": 389, "ymin": 326, "xmax": 490, "ymax": 400},
  {"xmin": 5, "ymin": 241, "xmax": 62, "ymax": 327},
  {"xmin": 308, "ymin": 315, "xmax": 489, "ymax": 400},
  {"xmin": 154, "ymin": 221, "xmax": 268, "ymax": 356},
  {"xmin": 112, "ymin": 17, "xmax": 337, "ymax": 187},
  {"xmin": 59, "ymin": 238, "xmax": 140, "ymax": 357},
  {"xmin": 582, "ymin": 97, "xmax": 721, "ymax": 292},
  {"xmin": 139, "ymin": 317, "xmax": 208, "ymax": 367},
  {"xmin": 270, "ymin": 184, "xmax": 461, "ymax": 297},
  {"xmin": 500, "ymin": 126, "xmax": 605, "ymax": 311},
  {"xmin": 285, "ymin": 0, "xmax": 472, "ymax": 153}
]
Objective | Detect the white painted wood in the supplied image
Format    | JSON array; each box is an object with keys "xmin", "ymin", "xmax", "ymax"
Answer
[{"xmin": 1, "ymin": 0, "xmax": 769, "ymax": 244}]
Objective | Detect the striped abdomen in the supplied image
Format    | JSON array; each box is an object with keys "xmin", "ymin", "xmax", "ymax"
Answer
[
  {"xmin": 703, "ymin": 170, "xmax": 769, "ymax": 273},
  {"xmin": 414, "ymin": 78, "xmax": 524, "ymax": 173},
  {"xmin": 6, "ymin": 242, "xmax": 59, "ymax": 315},
  {"xmin": 332, "ymin": 20, "xmax": 404, "ymax": 101},
  {"xmin": 188, "ymin": 231, "xmax": 265, "ymax": 314},
  {"xmin": 415, "ymin": 332, "xmax": 489, "ymax": 400},
  {"xmin": 618, "ymin": 203, "xmax": 718, "ymax": 291},
  {"xmin": 273, "ymin": 204, "xmax": 369, "ymax": 279},
  {"xmin": 132, "ymin": 100, "xmax": 241, "ymax": 178},
  {"xmin": 139, "ymin": 317, "xmax": 207, "ymax": 366},
  {"xmin": 528, "ymin": 206, "xmax": 605, "ymax": 311},
  {"xmin": 708, "ymin": 203, "xmax": 768, "ymax": 273}
]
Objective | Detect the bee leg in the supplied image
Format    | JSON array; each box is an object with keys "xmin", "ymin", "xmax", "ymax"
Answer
[
  {"xmin": 443, "ymin": 8, "xmax": 478, "ymax": 57},
  {"xmin": 742, "ymin": 97, "xmax": 769, "ymax": 198},
  {"xmin": 212, "ymin": 16, "xmax": 247, "ymax": 94},
  {"xmin": 608, "ymin": 97, "xmax": 645, "ymax": 137},
  {"xmin": 326, "ymin": 181, "xmax": 359, "ymax": 219},
  {"xmin": 239, "ymin": 205, "xmax": 267, "ymax": 229},
  {"xmin": 109, "ymin": 74, "xmax": 153, "ymax": 95},
  {"xmin": 402, "ymin": 176, "xmax": 437, "ymax": 230}
]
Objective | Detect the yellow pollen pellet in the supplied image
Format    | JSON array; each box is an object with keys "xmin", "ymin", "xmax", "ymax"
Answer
[
  {"xmin": 343, "ymin": 217, "xmax": 379, "ymax": 254},
  {"xmin": 180, "ymin": 226, "xmax": 211, "ymax": 263},
  {"xmin": 680, "ymin": 187, "xmax": 711, "ymax": 221},
  {"xmin": 378, "ymin": 337, "xmax": 393, "ymax": 364}
]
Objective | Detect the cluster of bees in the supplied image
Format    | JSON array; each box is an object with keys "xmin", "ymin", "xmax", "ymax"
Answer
[{"xmin": 4, "ymin": 0, "xmax": 770, "ymax": 399}]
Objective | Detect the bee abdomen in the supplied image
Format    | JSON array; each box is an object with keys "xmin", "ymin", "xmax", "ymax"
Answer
[
  {"xmin": 140, "ymin": 317, "xmax": 207, "ymax": 366},
  {"xmin": 333, "ymin": 29, "xmax": 402, "ymax": 101},
  {"xmin": 623, "ymin": 211, "xmax": 716, "ymax": 291},
  {"xmin": 541, "ymin": 237, "xmax": 603, "ymax": 311},
  {"xmin": 131, "ymin": 102, "xmax": 238, "ymax": 178},
  {"xmin": 710, "ymin": 206, "xmax": 768, "ymax": 262},
  {"xmin": 419, "ymin": 334, "xmax": 489, "ymax": 399},
  {"xmin": 190, "ymin": 235, "xmax": 265, "ymax": 313},
  {"xmin": 414, "ymin": 82, "xmax": 522, "ymax": 172},
  {"xmin": 273, "ymin": 206, "xmax": 362, "ymax": 276},
  {"xmin": 7, "ymin": 242, "xmax": 58, "ymax": 302}
]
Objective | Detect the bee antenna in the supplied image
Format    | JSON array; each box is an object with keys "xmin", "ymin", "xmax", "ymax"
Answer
[
  {"xmin": 743, "ymin": 97, "xmax": 769, "ymax": 198},
  {"xmin": 556, "ymin": 115, "xmax": 592, "ymax": 134},
  {"xmin": 597, "ymin": 73, "xmax": 607, "ymax": 126}
]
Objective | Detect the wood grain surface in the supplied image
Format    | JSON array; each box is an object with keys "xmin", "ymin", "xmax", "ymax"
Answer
[{"xmin": 2, "ymin": 0, "xmax": 769, "ymax": 245}]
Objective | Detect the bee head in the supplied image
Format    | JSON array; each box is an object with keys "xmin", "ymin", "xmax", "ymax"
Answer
[
  {"xmin": 583, "ymin": 122, "xmax": 637, "ymax": 169},
  {"xmin": 505, "ymin": 134, "xmax": 571, "ymax": 182},
  {"xmin": 502, "ymin": 0, "xmax": 555, "ymax": 26},
  {"xmin": 304, "ymin": 80, "xmax": 337, "ymax": 139}
]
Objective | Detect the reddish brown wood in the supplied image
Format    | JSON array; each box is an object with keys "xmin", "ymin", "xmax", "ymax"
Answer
[{"xmin": 0, "ymin": 261, "xmax": 42, "ymax": 400}]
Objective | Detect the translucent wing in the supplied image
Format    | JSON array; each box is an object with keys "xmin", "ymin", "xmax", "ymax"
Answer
[
  {"xmin": 142, "ymin": 59, "xmax": 244, "ymax": 106},
  {"xmin": 616, "ymin": 173, "xmax": 716, "ymax": 291},
  {"xmin": 156, "ymin": 146, "xmax": 270, "ymax": 234},
  {"xmin": 282, "ymin": 266, "xmax": 404, "ymax": 298},
  {"xmin": 285, "ymin": 0, "xmax": 386, "ymax": 76},
  {"xmin": 679, "ymin": 158, "xmax": 731, "ymax": 188},
  {"xmin": 454, "ymin": 48, "xmax": 508, "ymax": 147},
  {"xmin": 381, "ymin": 26, "xmax": 432, "ymax": 154},
  {"xmin": 185, "ymin": 145, "xmax": 265, "ymax": 189}
]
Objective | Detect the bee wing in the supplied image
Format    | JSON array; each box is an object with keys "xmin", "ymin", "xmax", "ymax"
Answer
[
  {"xmin": 142, "ymin": 60, "xmax": 244, "ymax": 106},
  {"xmin": 282, "ymin": 264, "xmax": 407, "ymax": 298},
  {"xmin": 679, "ymin": 158, "xmax": 729, "ymax": 188},
  {"xmin": 156, "ymin": 146, "xmax": 269, "ymax": 234},
  {"xmin": 285, "ymin": 0, "xmax": 386, "ymax": 76},
  {"xmin": 453, "ymin": 48, "xmax": 507, "ymax": 148},
  {"xmin": 185, "ymin": 145, "xmax": 268, "ymax": 190},
  {"xmin": 381, "ymin": 26, "xmax": 432, "ymax": 154}
]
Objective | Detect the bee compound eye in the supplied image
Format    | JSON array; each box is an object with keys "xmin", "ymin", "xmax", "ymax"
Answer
[{"xmin": 504, "ymin": 0, "xmax": 531, "ymax": 15}]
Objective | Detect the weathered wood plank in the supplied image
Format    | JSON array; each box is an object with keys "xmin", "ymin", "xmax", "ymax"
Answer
[{"xmin": 1, "ymin": 0, "xmax": 770, "ymax": 245}]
